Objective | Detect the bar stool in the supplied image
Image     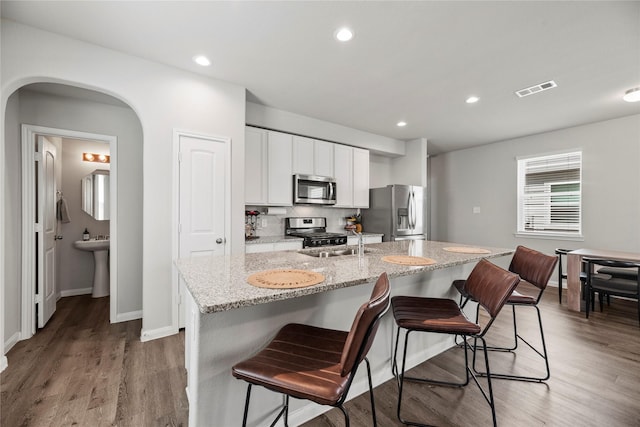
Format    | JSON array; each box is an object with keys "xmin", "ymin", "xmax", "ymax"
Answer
[
  {"xmin": 232, "ymin": 272, "xmax": 390, "ymax": 427},
  {"xmin": 585, "ymin": 258, "xmax": 640, "ymax": 326},
  {"xmin": 392, "ymin": 259, "xmax": 520, "ymax": 427},
  {"xmin": 455, "ymin": 246, "xmax": 557, "ymax": 382}
]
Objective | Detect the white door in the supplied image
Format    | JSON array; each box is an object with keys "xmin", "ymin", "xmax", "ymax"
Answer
[
  {"xmin": 178, "ymin": 134, "xmax": 228, "ymax": 326},
  {"xmin": 38, "ymin": 136, "xmax": 58, "ymax": 328}
]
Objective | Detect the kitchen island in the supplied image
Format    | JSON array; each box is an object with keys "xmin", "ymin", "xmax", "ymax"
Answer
[{"xmin": 176, "ymin": 240, "xmax": 513, "ymax": 427}]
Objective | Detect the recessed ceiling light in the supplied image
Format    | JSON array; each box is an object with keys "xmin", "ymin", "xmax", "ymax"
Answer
[
  {"xmin": 466, "ymin": 96, "xmax": 480, "ymax": 104},
  {"xmin": 193, "ymin": 55, "xmax": 211, "ymax": 66},
  {"xmin": 623, "ymin": 87, "xmax": 640, "ymax": 103},
  {"xmin": 397, "ymin": 121, "xmax": 407, "ymax": 127},
  {"xmin": 335, "ymin": 27, "xmax": 354, "ymax": 42}
]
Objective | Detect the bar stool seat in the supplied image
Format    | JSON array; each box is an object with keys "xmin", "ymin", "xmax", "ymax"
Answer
[
  {"xmin": 232, "ymin": 272, "xmax": 391, "ymax": 427},
  {"xmin": 393, "ymin": 297, "xmax": 481, "ymax": 335}
]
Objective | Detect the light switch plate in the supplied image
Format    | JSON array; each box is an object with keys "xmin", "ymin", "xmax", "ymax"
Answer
[{"xmin": 472, "ymin": 206, "xmax": 481, "ymax": 214}]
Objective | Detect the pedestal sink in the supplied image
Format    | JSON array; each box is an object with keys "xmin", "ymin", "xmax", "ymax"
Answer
[{"xmin": 74, "ymin": 239, "xmax": 110, "ymax": 298}]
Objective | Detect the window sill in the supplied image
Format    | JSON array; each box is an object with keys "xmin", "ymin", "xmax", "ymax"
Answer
[{"xmin": 514, "ymin": 231, "xmax": 584, "ymax": 241}]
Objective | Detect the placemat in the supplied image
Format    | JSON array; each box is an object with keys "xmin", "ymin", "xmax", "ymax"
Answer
[
  {"xmin": 247, "ymin": 269, "xmax": 325, "ymax": 289},
  {"xmin": 382, "ymin": 255, "xmax": 437, "ymax": 266},
  {"xmin": 443, "ymin": 246, "xmax": 491, "ymax": 254}
]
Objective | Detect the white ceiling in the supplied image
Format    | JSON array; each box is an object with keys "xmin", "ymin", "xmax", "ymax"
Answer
[{"xmin": 3, "ymin": 1, "xmax": 640, "ymax": 154}]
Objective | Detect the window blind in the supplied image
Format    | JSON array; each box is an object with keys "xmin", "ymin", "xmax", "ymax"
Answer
[{"xmin": 518, "ymin": 151, "xmax": 582, "ymax": 234}]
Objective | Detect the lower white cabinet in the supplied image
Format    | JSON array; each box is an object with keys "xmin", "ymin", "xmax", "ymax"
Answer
[
  {"xmin": 245, "ymin": 240, "xmax": 303, "ymax": 254},
  {"xmin": 347, "ymin": 235, "xmax": 382, "ymax": 245}
]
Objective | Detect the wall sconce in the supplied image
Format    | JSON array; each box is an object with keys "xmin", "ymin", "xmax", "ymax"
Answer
[{"xmin": 83, "ymin": 152, "xmax": 110, "ymax": 163}]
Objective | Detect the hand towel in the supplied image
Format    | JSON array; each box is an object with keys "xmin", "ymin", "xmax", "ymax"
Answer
[{"xmin": 56, "ymin": 197, "xmax": 71, "ymax": 223}]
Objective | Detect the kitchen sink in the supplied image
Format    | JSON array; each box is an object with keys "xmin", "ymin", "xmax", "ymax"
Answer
[{"xmin": 299, "ymin": 248, "xmax": 376, "ymax": 258}]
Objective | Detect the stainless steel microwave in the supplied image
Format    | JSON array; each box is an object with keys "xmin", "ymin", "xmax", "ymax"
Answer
[{"xmin": 293, "ymin": 174, "xmax": 337, "ymax": 205}]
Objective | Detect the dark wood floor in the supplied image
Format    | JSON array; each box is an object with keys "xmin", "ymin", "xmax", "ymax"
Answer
[
  {"xmin": 2, "ymin": 287, "xmax": 639, "ymax": 426},
  {"xmin": 0, "ymin": 295, "xmax": 188, "ymax": 427}
]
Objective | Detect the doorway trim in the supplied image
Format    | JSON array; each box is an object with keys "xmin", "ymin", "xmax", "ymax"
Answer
[
  {"xmin": 20, "ymin": 124, "xmax": 118, "ymax": 338},
  {"xmin": 171, "ymin": 129, "xmax": 231, "ymax": 332}
]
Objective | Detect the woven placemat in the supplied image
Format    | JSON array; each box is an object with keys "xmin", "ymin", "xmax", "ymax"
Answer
[
  {"xmin": 382, "ymin": 255, "xmax": 437, "ymax": 266},
  {"xmin": 247, "ymin": 269, "xmax": 325, "ymax": 289},
  {"xmin": 443, "ymin": 246, "xmax": 491, "ymax": 254}
]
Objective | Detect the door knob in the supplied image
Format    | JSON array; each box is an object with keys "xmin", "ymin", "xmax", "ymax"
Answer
[
  {"xmin": 54, "ymin": 235, "xmax": 63, "ymax": 240},
  {"xmin": 216, "ymin": 238, "xmax": 224, "ymax": 244}
]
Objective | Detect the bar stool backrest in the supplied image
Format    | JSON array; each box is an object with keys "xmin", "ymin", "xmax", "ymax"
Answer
[
  {"xmin": 509, "ymin": 245, "xmax": 558, "ymax": 290},
  {"xmin": 339, "ymin": 272, "xmax": 391, "ymax": 377},
  {"xmin": 466, "ymin": 259, "xmax": 520, "ymax": 319}
]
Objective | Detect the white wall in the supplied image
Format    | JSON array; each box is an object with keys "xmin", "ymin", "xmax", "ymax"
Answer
[
  {"xmin": 246, "ymin": 101, "xmax": 405, "ymax": 156},
  {"xmin": 389, "ymin": 137, "xmax": 428, "ymax": 187},
  {"xmin": 1, "ymin": 19, "xmax": 246, "ymax": 345},
  {"xmin": 430, "ymin": 114, "xmax": 640, "ymax": 263}
]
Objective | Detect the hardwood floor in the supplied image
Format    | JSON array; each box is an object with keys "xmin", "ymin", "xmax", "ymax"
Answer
[
  {"xmin": 0, "ymin": 295, "xmax": 188, "ymax": 427},
  {"xmin": 2, "ymin": 287, "xmax": 639, "ymax": 427}
]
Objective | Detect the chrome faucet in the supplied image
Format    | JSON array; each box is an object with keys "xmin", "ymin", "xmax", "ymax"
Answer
[{"xmin": 351, "ymin": 230, "xmax": 364, "ymax": 259}]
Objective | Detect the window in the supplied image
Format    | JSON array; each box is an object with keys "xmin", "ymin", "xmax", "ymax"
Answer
[{"xmin": 517, "ymin": 151, "xmax": 582, "ymax": 238}]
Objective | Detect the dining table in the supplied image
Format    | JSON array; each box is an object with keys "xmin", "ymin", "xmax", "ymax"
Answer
[{"xmin": 566, "ymin": 248, "xmax": 640, "ymax": 312}]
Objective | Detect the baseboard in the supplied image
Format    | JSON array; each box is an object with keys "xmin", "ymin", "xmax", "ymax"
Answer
[
  {"xmin": 115, "ymin": 310, "xmax": 143, "ymax": 323},
  {"xmin": 288, "ymin": 338, "xmax": 455, "ymax": 426},
  {"xmin": 59, "ymin": 288, "xmax": 92, "ymax": 298},
  {"xmin": 140, "ymin": 325, "xmax": 178, "ymax": 342},
  {"xmin": 0, "ymin": 355, "xmax": 7, "ymax": 373},
  {"xmin": 4, "ymin": 331, "xmax": 20, "ymax": 354}
]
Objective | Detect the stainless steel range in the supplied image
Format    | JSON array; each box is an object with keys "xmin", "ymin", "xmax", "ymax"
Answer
[{"xmin": 285, "ymin": 217, "xmax": 347, "ymax": 248}]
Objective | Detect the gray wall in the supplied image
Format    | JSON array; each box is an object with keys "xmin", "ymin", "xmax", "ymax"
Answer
[
  {"xmin": 430, "ymin": 113, "xmax": 640, "ymax": 271},
  {"xmin": 3, "ymin": 87, "xmax": 143, "ymax": 346}
]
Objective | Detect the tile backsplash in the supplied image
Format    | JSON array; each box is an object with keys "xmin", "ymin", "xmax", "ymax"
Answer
[{"xmin": 245, "ymin": 205, "xmax": 360, "ymax": 236}]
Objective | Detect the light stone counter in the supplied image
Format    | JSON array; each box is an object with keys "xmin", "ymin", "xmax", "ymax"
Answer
[
  {"xmin": 178, "ymin": 239, "xmax": 513, "ymax": 427},
  {"xmin": 177, "ymin": 239, "xmax": 512, "ymax": 314}
]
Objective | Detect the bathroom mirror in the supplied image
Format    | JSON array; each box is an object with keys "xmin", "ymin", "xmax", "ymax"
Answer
[{"xmin": 82, "ymin": 169, "xmax": 110, "ymax": 220}]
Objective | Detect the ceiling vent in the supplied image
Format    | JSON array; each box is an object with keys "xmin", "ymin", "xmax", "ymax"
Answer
[{"xmin": 515, "ymin": 80, "xmax": 557, "ymax": 98}]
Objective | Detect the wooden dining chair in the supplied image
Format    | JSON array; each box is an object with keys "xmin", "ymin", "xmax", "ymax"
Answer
[{"xmin": 232, "ymin": 272, "xmax": 391, "ymax": 427}]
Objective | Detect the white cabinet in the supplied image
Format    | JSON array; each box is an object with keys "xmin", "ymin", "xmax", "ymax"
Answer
[
  {"xmin": 333, "ymin": 145, "xmax": 370, "ymax": 208},
  {"xmin": 292, "ymin": 136, "xmax": 334, "ymax": 177},
  {"xmin": 245, "ymin": 127, "xmax": 292, "ymax": 206},
  {"xmin": 353, "ymin": 147, "xmax": 370, "ymax": 208},
  {"xmin": 347, "ymin": 234, "xmax": 382, "ymax": 245},
  {"xmin": 333, "ymin": 144, "xmax": 353, "ymax": 207},
  {"xmin": 245, "ymin": 240, "xmax": 303, "ymax": 254},
  {"xmin": 267, "ymin": 131, "xmax": 293, "ymax": 206},
  {"xmin": 245, "ymin": 127, "xmax": 268, "ymax": 204}
]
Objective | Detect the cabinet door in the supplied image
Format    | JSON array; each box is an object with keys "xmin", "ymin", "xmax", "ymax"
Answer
[
  {"xmin": 314, "ymin": 140, "xmax": 334, "ymax": 178},
  {"xmin": 267, "ymin": 131, "xmax": 293, "ymax": 206},
  {"xmin": 353, "ymin": 148, "xmax": 370, "ymax": 208},
  {"xmin": 292, "ymin": 136, "xmax": 314, "ymax": 175},
  {"xmin": 333, "ymin": 144, "xmax": 353, "ymax": 207},
  {"xmin": 245, "ymin": 127, "xmax": 268, "ymax": 204}
]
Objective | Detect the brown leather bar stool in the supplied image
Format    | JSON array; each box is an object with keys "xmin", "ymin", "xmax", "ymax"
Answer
[
  {"xmin": 232, "ymin": 272, "xmax": 390, "ymax": 427},
  {"xmin": 392, "ymin": 259, "xmax": 520, "ymax": 427},
  {"xmin": 456, "ymin": 246, "xmax": 557, "ymax": 382}
]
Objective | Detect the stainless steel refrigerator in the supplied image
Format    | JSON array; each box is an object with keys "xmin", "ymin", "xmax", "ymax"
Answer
[{"xmin": 363, "ymin": 185, "xmax": 427, "ymax": 241}]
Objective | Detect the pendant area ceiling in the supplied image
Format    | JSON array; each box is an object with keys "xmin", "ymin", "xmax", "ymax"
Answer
[{"xmin": 2, "ymin": 1, "xmax": 639, "ymax": 154}]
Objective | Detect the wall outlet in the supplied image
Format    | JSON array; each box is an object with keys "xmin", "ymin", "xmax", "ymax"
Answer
[{"xmin": 472, "ymin": 206, "xmax": 481, "ymax": 214}]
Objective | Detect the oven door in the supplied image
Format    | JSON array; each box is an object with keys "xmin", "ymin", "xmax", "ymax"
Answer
[{"xmin": 294, "ymin": 174, "xmax": 336, "ymax": 205}]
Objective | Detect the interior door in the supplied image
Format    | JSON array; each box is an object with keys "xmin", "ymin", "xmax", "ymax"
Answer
[
  {"xmin": 38, "ymin": 135, "xmax": 58, "ymax": 328},
  {"xmin": 178, "ymin": 134, "xmax": 227, "ymax": 326}
]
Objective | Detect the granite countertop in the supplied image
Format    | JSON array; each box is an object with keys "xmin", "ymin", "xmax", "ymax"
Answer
[{"xmin": 176, "ymin": 240, "xmax": 513, "ymax": 314}]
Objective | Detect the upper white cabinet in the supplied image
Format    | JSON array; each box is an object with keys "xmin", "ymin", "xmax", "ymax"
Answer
[
  {"xmin": 246, "ymin": 126, "xmax": 367, "ymax": 208},
  {"xmin": 245, "ymin": 127, "xmax": 268, "ymax": 204},
  {"xmin": 353, "ymin": 148, "xmax": 370, "ymax": 208},
  {"xmin": 245, "ymin": 127, "xmax": 293, "ymax": 206},
  {"xmin": 333, "ymin": 145, "xmax": 369, "ymax": 208},
  {"xmin": 292, "ymin": 136, "xmax": 334, "ymax": 177},
  {"xmin": 333, "ymin": 144, "xmax": 353, "ymax": 207}
]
